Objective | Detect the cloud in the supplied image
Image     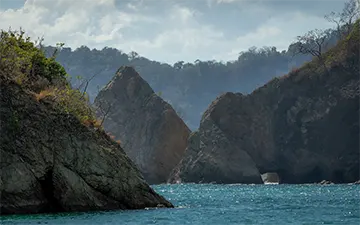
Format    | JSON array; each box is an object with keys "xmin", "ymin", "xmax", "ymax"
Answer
[
  {"xmin": 0, "ymin": 0, "xmax": 344, "ymax": 64},
  {"xmin": 170, "ymin": 5, "xmax": 198, "ymax": 23},
  {"xmin": 216, "ymin": 0, "xmax": 236, "ymax": 4},
  {"xmin": 0, "ymin": 0, "xmax": 158, "ymax": 48}
]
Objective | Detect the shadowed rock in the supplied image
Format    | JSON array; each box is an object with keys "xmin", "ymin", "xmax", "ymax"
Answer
[
  {"xmin": 94, "ymin": 66, "xmax": 190, "ymax": 184},
  {"xmin": 0, "ymin": 76, "xmax": 173, "ymax": 215},
  {"xmin": 170, "ymin": 22, "xmax": 359, "ymax": 184},
  {"xmin": 168, "ymin": 94, "xmax": 264, "ymax": 184}
]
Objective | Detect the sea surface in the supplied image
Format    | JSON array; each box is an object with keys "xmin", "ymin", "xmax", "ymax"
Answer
[{"xmin": 1, "ymin": 184, "xmax": 359, "ymax": 225}]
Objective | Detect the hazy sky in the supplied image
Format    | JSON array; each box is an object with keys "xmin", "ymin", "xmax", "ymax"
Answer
[{"xmin": 0, "ymin": 0, "xmax": 346, "ymax": 64}]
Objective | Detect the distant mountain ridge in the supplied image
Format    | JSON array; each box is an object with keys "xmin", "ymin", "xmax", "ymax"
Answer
[{"xmin": 45, "ymin": 40, "xmax": 318, "ymax": 130}]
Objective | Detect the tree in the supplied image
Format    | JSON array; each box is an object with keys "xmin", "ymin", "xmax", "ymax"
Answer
[
  {"xmin": 75, "ymin": 68, "xmax": 104, "ymax": 97},
  {"xmin": 325, "ymin": 0, "xmax": 360, "ymax": 38},
  {"xmin": 95, "ymin": 99, "xmax": 113, "ymax": 126},
  {"xmin": 173, "ymin": 61, "xmax": 184, "ymax": 70},
  {"xmin": 93, "ymin": 87, "xmax": 117, "ymax": 127},
  {"xmin": 293, "ymin": 29, "xmax": 332, "ymax": 72},
  {"xmin": 295, "ymin": 29, "xmax": 331, "ymax": 58},
  {"xmin": 51, "ymin": 42, "xmax": 65, "ymax": 58},
  {"xmin": 128, "ymin": 51, "xmax": 139, "ymax": 60}
]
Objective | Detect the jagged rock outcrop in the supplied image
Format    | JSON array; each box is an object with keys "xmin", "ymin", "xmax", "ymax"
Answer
[
  {"xmin": 170, "ymin": 21, "xmax": 359, "ymax": 184},
  {"xmin": 94, "ymin": 66, "xmax": 190, "ymax": 184},
  {"xmin": 0, "ymin": 77, "xmax": 173, "ymax": 215}
]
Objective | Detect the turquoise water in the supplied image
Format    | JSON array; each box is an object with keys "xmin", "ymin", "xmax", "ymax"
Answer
[{"xmin": 1, "ymin": 184, "xmax": 359, "ymax": 225}]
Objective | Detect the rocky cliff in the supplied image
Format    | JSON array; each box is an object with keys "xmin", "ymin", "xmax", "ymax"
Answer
[
  {"xmin": 94, "ymin": 66, "xmax": 190, "ymax": 184},
  {"xmin": 170, "ymin": 21, "xmax": 359, "ymax": 184},
  {"xmin": 0, "ymin": 32, "xmax": 172, "ymax": 215}
]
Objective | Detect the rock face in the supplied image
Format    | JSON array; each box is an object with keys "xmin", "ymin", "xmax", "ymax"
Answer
[
  {"xmin": 94, "ymin": 66, "xmax": 190, "ymax": 184},
  {"xmin": 0, "ymin": 77, "xmax": 173, "ymax": 215},
  {"xmin": 169, "ymin": 129, "xmax": 263, "ymax": 184},
  {"xmin": 170, "ymin": 22, "xmax": 359, "ymax": 184}
]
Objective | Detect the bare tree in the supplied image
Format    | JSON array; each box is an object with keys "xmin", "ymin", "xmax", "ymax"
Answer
[
  {"xmin": 79, "ymin": 69, "xmax": 103, "ymax": 95},
  {"xmin": 294, "ymin": 29, "xmax": 332, "ymax": 72},
  {"xmin": 71, "ymin": 68, "xmax": 105, "ymax": 102},
  {"xmin": 325, "ymin": 0, "xmax": 360, "ymax": 38},
  {"xmin": 295, "ymin": 29, "xmax": 331, "ymax": 58},
  {"xmin": 51, "ymin": 42, "xmax": 65, "ymax": 58},
  {"xmin": 34, "ymin": 35, "xmax": 45, "ymax": 51},
  {"xmin": 95, "ymin": 98, "xmax": 113, "ymax": 126},
  {"xmin": 92, "ymin": 84, "xmax": 121, "ymax": 127}
]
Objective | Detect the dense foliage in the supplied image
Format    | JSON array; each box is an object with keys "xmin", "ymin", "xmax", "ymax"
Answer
[
  {"xmin": 0, "ymin": 30, "xmax": 67, "ymax": 85},
  {"xmin": 0, "ymin": 29, "xmax": 97, "ymax": 126}
]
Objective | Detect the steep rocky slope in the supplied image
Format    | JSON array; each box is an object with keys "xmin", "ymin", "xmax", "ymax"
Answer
[
  {"xmin": 0, "ymin": 32, "xmax": 172, "ymax": 215},
  {"xmin": 170, "ymin": 21, "xmax": 360, "ymax": 184},
  {"xmin": 94, "ymin": 66, "xmax": 190, "ymax": 184}
]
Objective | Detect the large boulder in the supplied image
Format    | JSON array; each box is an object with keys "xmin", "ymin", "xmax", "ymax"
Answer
[
  {"xmin": 94, "ymin": 66, "xmax": 190, "ymax": 184},
  {"xmin": 168, "ymin": 93, "xmax": 265, "ymax": 184},
  {"xmin": 261, "ymin": 173, "xmax": 280, "ymax": 183},
  {"xmin": 0, "ymin": 77, "xmax": 173, "ymax": 215},
  {"xmin": 170, "ymin": 22, "xmax": 360, "ymax": 184},
  {"xmin": 169, "ymin": 128, "xmax": 263, "ymax": 184}
]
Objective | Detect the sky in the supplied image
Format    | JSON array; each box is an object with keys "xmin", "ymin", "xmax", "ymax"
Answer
[{"xmin": 0, "ymin": 0, "xmax": 347, "ymax": 64}]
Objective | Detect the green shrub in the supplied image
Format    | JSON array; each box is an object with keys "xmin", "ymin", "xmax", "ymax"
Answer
[
  {"xmin": 1, "ymin": 29, "xmax": 96, "ymax": 127},
  {"xmin": 0, "ymin": 29, "xmax": 67, "ymax": 84}
]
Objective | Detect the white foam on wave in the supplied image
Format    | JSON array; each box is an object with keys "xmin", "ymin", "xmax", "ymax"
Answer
[{"xmin": 264, "ymin": 182, "xmax": 279, "ymax": 185}]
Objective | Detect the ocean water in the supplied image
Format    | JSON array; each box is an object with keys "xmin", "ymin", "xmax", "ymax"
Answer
[{"xmin": 1, "ymin": 184, "xmax": 359, "ymax": 225}]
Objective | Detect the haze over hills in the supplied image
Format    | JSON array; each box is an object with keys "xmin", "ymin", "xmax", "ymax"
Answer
[
  {"xmin": 1, "ymin": 0, "xmax": 349, "ymax": 130},
  {"xmin": 43, "ymin": 31, "xmax": 339, "ymax": 129},
  {"xmin": 1, "ymin": 0, "xmax": 359, "ymax": 221}
]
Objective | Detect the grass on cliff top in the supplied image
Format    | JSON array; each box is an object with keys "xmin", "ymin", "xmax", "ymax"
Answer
[{"xmin": 0, "ymin": 29, "xmax": 100, "ymax": 127}]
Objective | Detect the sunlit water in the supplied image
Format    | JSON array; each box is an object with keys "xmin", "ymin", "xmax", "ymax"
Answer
[{"xmin": 1, "ymin": 184, "xmax": 359, "ymax": 224}]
